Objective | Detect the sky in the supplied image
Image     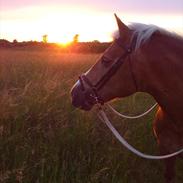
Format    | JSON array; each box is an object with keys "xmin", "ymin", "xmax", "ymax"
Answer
[{"xmin": 0, "ymin": 0, "xmax": 183, "ymax": 43}]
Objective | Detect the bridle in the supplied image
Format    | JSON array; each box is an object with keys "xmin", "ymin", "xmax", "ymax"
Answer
[{"xmin": 78, "ymin": 38, "xmax": 135, "ymax": 105}]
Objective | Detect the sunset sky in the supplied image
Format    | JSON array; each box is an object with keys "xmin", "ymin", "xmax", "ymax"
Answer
[{"xmin": 0, "ymin": 0, "xmax": 182, "ymax": 43}]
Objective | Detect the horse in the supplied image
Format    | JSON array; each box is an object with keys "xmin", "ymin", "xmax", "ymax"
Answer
[{"xmin": 71, "ymin": 14, "xmax": 183, "ymax": 183}]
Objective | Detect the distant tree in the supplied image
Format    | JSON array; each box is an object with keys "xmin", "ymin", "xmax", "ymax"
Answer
[
  {"xmin": 93, "ymin": 40, "xmax": 100, "ymax": 43},
  {"xmin": 13, "ymin": 39, "xmax": 18, "ymax": 43},
  {"xmin": 0, "ymin": 39, "xmax": 11, "ymax": 48},
  {"xmin": 73, "ymin": 34, "xmax": 79, "ymax": 43},
  {"xmin": 0, "ymin": 39, "xmax": 10, "ymax": 44},
  {"xmin": 42, "ymin": 35, "xmax": 48, "ymax": 43}
]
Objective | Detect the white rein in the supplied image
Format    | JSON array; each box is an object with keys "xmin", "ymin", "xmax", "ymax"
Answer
[
  {"xmin": 97, "ymin": 103, "xmax": 183, "ymax": 160},
  {"xmin": 107, "ymin": 103, "xmax": 158, "ymax": 119}
]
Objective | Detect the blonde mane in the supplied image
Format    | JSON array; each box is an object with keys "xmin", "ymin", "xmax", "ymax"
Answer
[
  {"xmin": 129, "ymin": 23, "xmax": 161, "ymax": 50},
  {"xmin": 113, "ymin": 23, "xmax": 179, "ymax": 51}
]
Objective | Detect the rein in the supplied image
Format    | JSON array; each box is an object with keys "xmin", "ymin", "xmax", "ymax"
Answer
[
  {"xmin": 107, "ymin": 102, "xmax": 158, "ymax": 119},
  {"xmin": 97, "ymin": 104, "xmax": 183, "ymax": 160}
]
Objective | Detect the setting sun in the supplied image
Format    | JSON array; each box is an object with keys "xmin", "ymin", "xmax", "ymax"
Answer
[
  {"xmin": 1, "ymin": 0, "xmax": 182, "ymax": 43},
  {"xmin": 1, "ymin": 6, "xmax": 115, "ymax": 43}
]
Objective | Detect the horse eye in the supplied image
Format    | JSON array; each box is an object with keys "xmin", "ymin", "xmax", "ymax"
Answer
[{"xmin": 101, "ymin": 56, "xmax": 112, "ymax": 66}]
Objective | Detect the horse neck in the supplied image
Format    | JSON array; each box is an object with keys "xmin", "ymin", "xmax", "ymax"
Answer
[{"xmin": 134, "ymin": 32, "xmax": 183, "ymax": 124}]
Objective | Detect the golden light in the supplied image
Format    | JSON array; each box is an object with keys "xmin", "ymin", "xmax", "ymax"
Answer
[
  {"xmin": 1, "ymin": 5, "xmax": 182, "ymax": 42},
  {"xmin": 0, "ymin": 6, "xmax": 115, "ymax": 43},
  {"xmin": 57, "ymin": 41, "xmax": 71, "ymax": 48}
]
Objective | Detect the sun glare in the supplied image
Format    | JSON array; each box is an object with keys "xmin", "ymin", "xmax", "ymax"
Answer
[
  {"xmin": 1, "ymin": 5, "xmax": 182, "ymax": 43},
  {"xmin": 57, "ymin": 41, "xmax": 71, "ymax": 48},
  {"xmin": 0, "ymin": 6, "xmax": 116, "ymax": 43}
]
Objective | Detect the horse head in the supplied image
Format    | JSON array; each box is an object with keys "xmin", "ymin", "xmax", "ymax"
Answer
[{"xmin": 71, "ymin": 14, "xmax": 138, "ymax": 110}]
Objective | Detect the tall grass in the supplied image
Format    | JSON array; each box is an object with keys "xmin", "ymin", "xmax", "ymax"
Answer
[{"xmin": 0, "ymin": 49, "xmax": 182, "ymax": 183}]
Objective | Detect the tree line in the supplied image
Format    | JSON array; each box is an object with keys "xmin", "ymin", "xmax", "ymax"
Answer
[{"xmin": 0, "ymin": 39, "xmax": 110, "ymax": 53}]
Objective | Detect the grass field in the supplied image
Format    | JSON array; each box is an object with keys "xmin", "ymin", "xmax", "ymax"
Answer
[{"xmin": 0, "ymin": 49, "xmax": 182, "ymax": 183}]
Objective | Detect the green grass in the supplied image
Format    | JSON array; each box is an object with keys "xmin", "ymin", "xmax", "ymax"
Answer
[{"xmin": 0, "ymin": 49, "xmax": 182, "ymax": 183}]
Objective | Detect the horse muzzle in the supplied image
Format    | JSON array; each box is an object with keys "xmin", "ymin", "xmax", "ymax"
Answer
[{"xmin": 71, "ymin": 81, "xmax": 95, "ymax": 111}]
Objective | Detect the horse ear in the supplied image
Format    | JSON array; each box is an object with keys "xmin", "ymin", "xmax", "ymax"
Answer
[{"xmin": 114, "ymin": 14, "xmax": 130, "ymax": 39}]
